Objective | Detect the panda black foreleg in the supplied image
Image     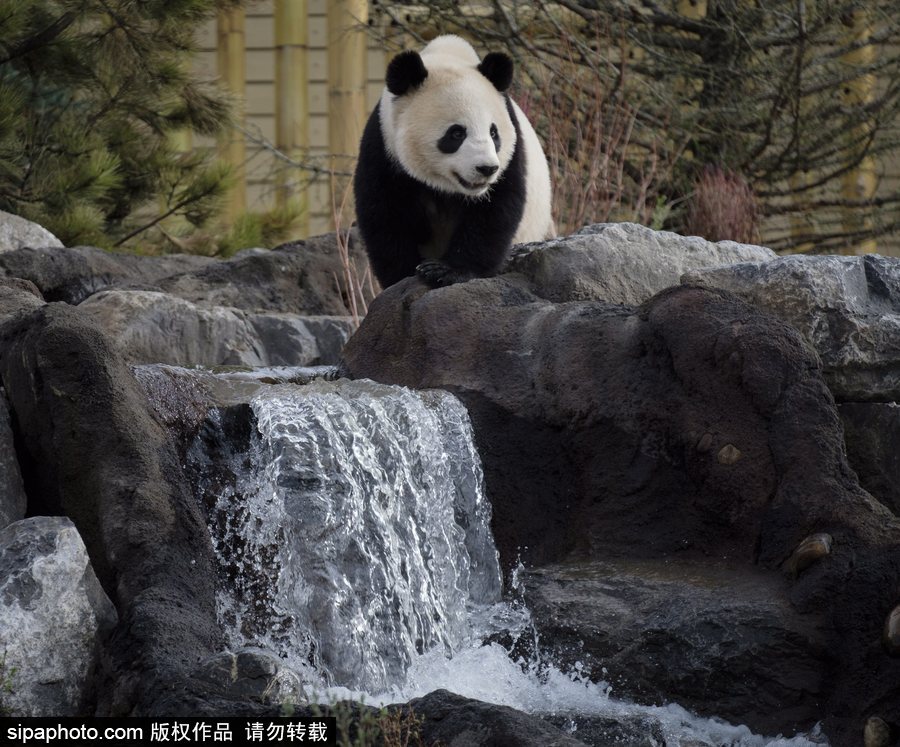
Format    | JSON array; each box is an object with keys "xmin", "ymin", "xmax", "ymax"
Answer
[{"xmin": 416, "ymin": 185, "xmax": 525, "ymax": 287}]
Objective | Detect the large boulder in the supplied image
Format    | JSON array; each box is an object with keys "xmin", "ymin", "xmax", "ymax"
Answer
[
  {"xmin": 157, "ymin": 231, "xmax": 374, "ymax": 315},
  {"xmin": 0, "ymin": 302, "xmax": 223, "ymax": 715},
  {"xmin": 0, "ymin": 210, "xmax": 63, "ymax": 253},
  {"xmin": 682, "ymin": 254, "xmax": 900, "ymax": 401},
  {"xmin": 508, "ymin": 222, "xmax": 776, "ymax": 305},
  {"xmin": 0, "ymin": 244, "xmax": 213, "ymax": 305},
  {"xmin": 0, "ymin": 516, "xmax": 117, "ymax": 716},
  {"xmin": 79, "ymin": 290, "xmax": 353, "ymax": 367},
  {"xmin": 341, "ymin": 275, "xmax": 900, "ymax": 745}
]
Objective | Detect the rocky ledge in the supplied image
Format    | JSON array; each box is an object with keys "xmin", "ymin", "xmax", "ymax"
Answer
[{"xmin": 1, "ymin": 214, "xmax": 899, "ymax": 746}]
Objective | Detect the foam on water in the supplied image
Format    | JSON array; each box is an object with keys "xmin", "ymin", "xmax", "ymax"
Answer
[{"xmin": 317, "ymin": 594, "xmax": 826, "ymax": 747}]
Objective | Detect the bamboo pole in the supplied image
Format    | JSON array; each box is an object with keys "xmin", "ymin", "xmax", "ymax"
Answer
[
  {"xmin": 839, "ymin": 8, "xmax": 877, "ymax": 255},
  {"xmin": 274, "ymin": 0, "xmax": 309, "ymax": 236},
  {"xmin": 675, "ymin": 0, "xmax": 707, "ymax": 162},
  {"xmin": 217, "ymin": 7, "xmax": 247, "ymax": 222},
  {"xmin": 328, "ymin": 0, "xmax": 368, "ymax": 229}
]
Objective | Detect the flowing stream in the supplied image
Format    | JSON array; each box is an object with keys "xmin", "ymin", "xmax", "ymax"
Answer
[{"xmin": 182, "ymin": 372, "xmax": 826, "ymax": 746}]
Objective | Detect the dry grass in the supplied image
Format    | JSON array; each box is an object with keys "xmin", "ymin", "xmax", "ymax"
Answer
[
  {"xmin": 330, "ymin": 174, "xmax": 377, "ymax": 329},
  {"xmin": 684, "ymin": 167, "xmax": 760, "ymax": 244},
  {"xmin": 514, "ymin": 32, "xmax": 682, "ymax": 237}
]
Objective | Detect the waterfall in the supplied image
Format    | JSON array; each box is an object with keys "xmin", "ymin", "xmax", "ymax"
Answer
[
  {"xmin": 175, "ymin": 370, "xmax": 825, "ymax": 746},
  {"xmin": 198, "ymin": 378, "xmax": 501, "ymax": 692}
]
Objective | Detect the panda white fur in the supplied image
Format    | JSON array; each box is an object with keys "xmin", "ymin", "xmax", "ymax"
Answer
[{"xmin": 354, "ymin": 35, "xmax": 554, "ymax": 288}]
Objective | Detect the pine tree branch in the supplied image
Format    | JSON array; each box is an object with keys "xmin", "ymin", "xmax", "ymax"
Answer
[{"xmin": 0, "ymin": 11, "xmax": 76, "ymax": 65}]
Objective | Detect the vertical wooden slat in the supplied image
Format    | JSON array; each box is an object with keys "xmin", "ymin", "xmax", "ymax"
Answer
[
  {"xmin": 275, "ymin": 0, "xmax": 309, "ymax": 236},
  {"xmin": 217, "ymin": 7, "xmax": 247, "ymax": 222},
  {"xmin": 839, "ymin": 8, "xmax": 877, "ymax": 255},
  {"xmin": 328, "ymin": 0, "xmax": 368, "ymax": 228}
]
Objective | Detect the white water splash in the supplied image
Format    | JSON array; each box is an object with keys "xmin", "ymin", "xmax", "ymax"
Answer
[{"xmin": 321, "ymin": 597, "xmax": 827, "ymax": 747}]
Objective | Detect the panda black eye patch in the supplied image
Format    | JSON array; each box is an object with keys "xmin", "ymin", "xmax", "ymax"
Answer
[
  {"xmin": 490, "ymin": 124, "xmax": 500, "ymax": 151},
  {"xmin": 438, "ymin": 124, "xmax": 467, "ymax": 154}
]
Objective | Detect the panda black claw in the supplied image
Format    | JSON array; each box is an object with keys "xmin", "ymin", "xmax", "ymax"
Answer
[{"xmin": 416, "ymin": 260, "xmax": 463, "ymax": 287}]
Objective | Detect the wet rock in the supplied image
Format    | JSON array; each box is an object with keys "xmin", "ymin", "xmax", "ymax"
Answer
[
  {"xmin": 78, "ymin": 289, "xmax": 353, "ymax": 367},
  {"xmin": 0, "ymin": 302, "xmax": 221, "ymax": 715},
  {"xmin": 839, "ymin": 403, "xmax": 900, "ymax": 515},
  {"xmin": 194, "ymin": 649, "xmax": 304, "ymax": 704},
  {"xmin": 402, "ymin": 689, "xmax": 588, "ymax": 746},
  {"xmin": 682, "ymin": 254, "xmax": 900, "ymax": 401},
  {"xmin": 0, "ymin": 388, "xmax": 27, "ymax": 527},
  {"xmin": 508, "ymin": 221, "xmax": 775, "ymax": 305},
  {"xmin": 521, "ymin": 559, "xmax": 830, "ymax": 735},
  {"xmin": 0, "ymin": 516, "xmax": 117, "ymax": 716},
  {"xmin": 542, "ymin": 713, "xmax": 666, "ymax": 747},
  {"xmin": 0, "ymin": 209, "xmax": 63, "ymax": 253}
]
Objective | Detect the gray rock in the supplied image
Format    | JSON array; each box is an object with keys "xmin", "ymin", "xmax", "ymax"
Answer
[
  {"xmin": 0, "ymin": 516, "xmax": 117, "ymax": 716},
  {"xmin": 194, "ymin": 649, "xmax": 304, "ymax": 705},
  {"xmin": 0, "ymin": 389, "xmax": 27, "ymax": 528},
  {"xmin": 522, "ymin": 559, "xmax": 829, "ymax": 735},
  {"xmin": 0, "ymin": 210, "xmax": 63, "ymax": 253},
  {"xmin": 400, "ymin": 689, "xmax": 589, "ymax": 746},
  {"xmin": 0, "ymin": 244, "xmax": 214, "ymax": 305},
  {"xmin": 541, "ymin": 714, "xmax": 669, "ymax": 747},
  {"xmin": 78, "ymin": 290, "xmax": 354, "ymax": 367},
  {"xmin": 508, "ymin": 222, "xmax": 776, "ymax": 305},
  {"xmin": 0, "ymin": 277, "xmax": 44, "ymax": 320},
  {"xmin": 158, "ymin": 231, "xmax": 375, "ymax": 316},
  {"xmin": 839, "ymin": 402, "xmax": 900, "ymax": 514},
  {"xmin": 682, "ymin": 254, "xmax": 900, "ymax": 401}
]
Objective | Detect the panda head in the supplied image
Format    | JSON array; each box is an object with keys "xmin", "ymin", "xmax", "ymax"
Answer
[{"xmin": 379, "ymin": 37, "xmax": 518, "ymax": 199}]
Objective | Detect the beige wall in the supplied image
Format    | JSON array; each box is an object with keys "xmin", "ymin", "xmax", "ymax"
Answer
[{"xmin": 195, "ymin": 0, "xmax": 386, "ymax": 237}]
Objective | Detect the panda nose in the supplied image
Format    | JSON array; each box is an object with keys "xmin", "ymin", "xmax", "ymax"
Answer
[{"xmin": 476, "ymin": 164, "xmax": 499, "ymax": 177}]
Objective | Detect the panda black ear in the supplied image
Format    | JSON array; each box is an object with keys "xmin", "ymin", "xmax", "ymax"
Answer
[
  {"xmin": 478, "ymin": 52, "xmax": 514, "ymax": 92},
  {"xmin": 386, "ymin": 50, "xmax": 428, "ymax": 96}
]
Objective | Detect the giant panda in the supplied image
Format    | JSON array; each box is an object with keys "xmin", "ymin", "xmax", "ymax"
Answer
[{"xmin": 354, "ymin": 35, "xmax": 554, "ymax": 288}]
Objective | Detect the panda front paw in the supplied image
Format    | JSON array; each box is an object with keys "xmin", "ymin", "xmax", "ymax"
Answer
[{"xmin": 416, "ymin": 260, "xmax": 474, "ymax": 287}]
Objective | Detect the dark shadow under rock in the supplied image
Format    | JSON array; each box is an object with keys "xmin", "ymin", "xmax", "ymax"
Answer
[{"xmin": 839, "ymin": 402, "xmax": 900, "ymax": 516}]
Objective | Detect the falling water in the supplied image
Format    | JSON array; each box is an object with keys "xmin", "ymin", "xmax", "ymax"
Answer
[
  {"xmin": 201, "ymin": 378, "xmax": 501, "ymax": 692},
  {"xmin": 184, "ymin": 373, "xmax": 826, "ymax": 746}
]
